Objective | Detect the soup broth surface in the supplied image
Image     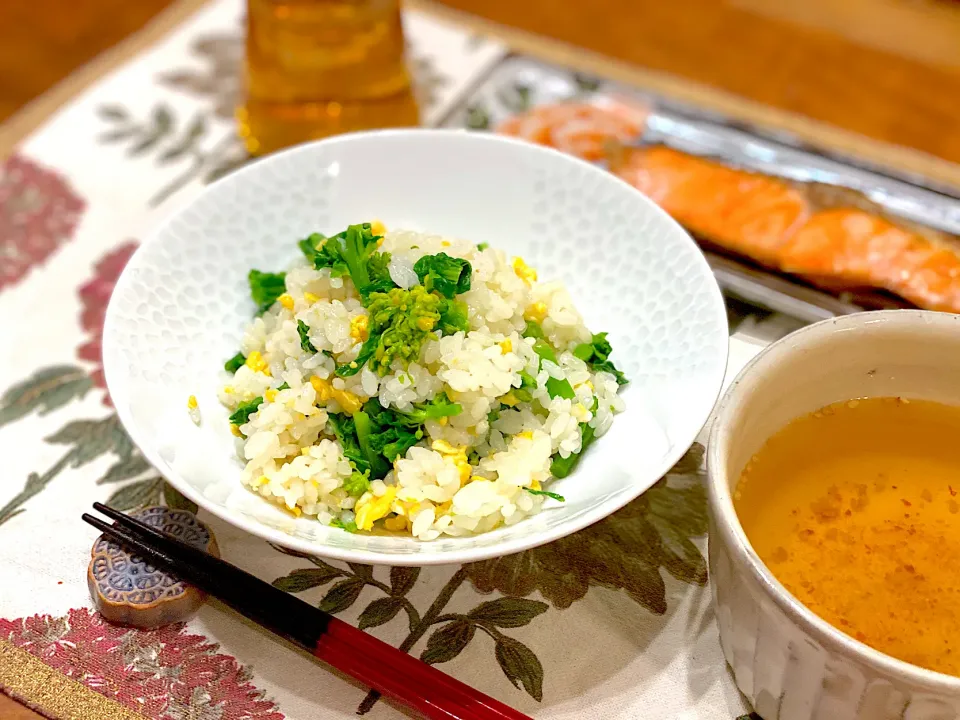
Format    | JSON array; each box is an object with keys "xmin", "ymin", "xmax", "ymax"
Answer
[{"xmin": 736, "ymin": 396, "xmax": 960, "ymax": 676}]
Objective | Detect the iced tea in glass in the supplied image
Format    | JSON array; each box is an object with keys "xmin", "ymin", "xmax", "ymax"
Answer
[{"xmin": 238, "ymin": 0, "xmax": 419, "ymax": 155}]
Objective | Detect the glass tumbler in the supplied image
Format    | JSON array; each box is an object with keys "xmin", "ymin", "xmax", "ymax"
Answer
[{"xmin": 238, "ymin": 0, "xmax": 420, "ymax": 155}]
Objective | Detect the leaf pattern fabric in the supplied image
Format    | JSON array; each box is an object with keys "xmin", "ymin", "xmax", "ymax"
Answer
[{"xmin": 0, "ymin": 0, "xmax": 785, "ymax": 717}]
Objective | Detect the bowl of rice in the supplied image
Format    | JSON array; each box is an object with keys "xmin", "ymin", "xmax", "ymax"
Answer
[{"xmin": 103, "ymin": 129, "xmax": 727, "ymax": 565}]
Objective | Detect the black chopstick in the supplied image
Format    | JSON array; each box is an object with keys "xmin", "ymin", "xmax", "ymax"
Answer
[{"xmin": 83, "ymin": 503, "xmax": 532, "ymax": 720}]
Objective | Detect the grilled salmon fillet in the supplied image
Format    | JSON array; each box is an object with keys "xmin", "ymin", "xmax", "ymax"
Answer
[{"xmin": 497, "ymin": 102, "xmax": 960, "ymax": 313}]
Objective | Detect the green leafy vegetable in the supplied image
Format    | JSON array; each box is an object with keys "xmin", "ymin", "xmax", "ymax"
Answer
[
  {"xmin": 532, "ymin": 339, "xmax": 576, "ymax": 400},
  {"xmin": 330, "ymin": 518, "xmax": 359, "ymax": 533},
  {"xmin": 343, "ymin": 468, "xmax": 371, "ymax": 498},
  {"xmin": 300, "ymin": 231, "xmax": 349, "ymax": 277},
  {"xmin": 277, "ymin": 382, "xmax": 290, "ymax": 391},
  {"xmin": 396, "ymin": 395, "xmax": 462, "ymax": 426},
  {"xmin": 363, "ymin": 251, "xmax": 397, "ymax": 296},
  {"xmin": 525, "ymin": 487, "xmax": 565, "ymax": 502},
  {"xmin": 376, "ymin": 431, "xmax": 422, "ymax": 465},
  {"xmin": 513, "ymin": 371, "xmax": 538, "ymax": 403},
  {"xmin": 413, "ymin": 253, "xmax": 472, "ymax": 298},
  {"xmin": 550, "ymin": 424, "xmax": 596, "ymax": 478},
  {"xmin": 327, "ymin": 414, "xmax": 369, "ymax": 473},
  {"xmin": 550, "ymin": 399, "xmax": 600, "ymax": 478},
  {"xmin": 437, "ymin": 298, "xmax": 470, "ymax": 335},
  {"xmin": 326, "ymin": 402, "xmax": 423, "ymax": 480},
  {"xmin": 522, "ymin": 321, "xmax": 545, "ymax": 341},
  {"xmin": 573, "ymin": 332, "xmax": 627, "ymax": 385},
  {"xmin": 224, "ymin": 352, "xmax": 246, "ymax": 373},
  {"xmin": 362, "ymin": 399, "xmax": 425, "ymax": 465},
  {"xmin": 298, "ymin": 233, "xmax": 328, "ymax": 265},
  {"xmin": 328, "ymin": 398, "xmax": 459, "ymax": 481},
  {"xmin": 336, "ymin": 286, "xmax": 440, "ymax": 377},
  {"xmin": 335, "ymin": 334, "xmax": 379, "ymax": 377},
  {"xmin": 228, "ymin": 396, "xmax": 263, "ymax": 426},
  {"xmin": 297, "ymin": 320, "xmax": 316, "ymax": 353},
  {"xmin": 354, "ymin": 410, "xmax": 390, "ymax": 479},
  {"xmin": 340, "ymin": 224, "xmax": 378, "ymax": 291},
  {"xmin": 477, "ymin": 242, "xmax": 489, "ymax": 251},
  {"xmin": 300, "ymin": 224, "xmax": 396, "ymax": 298},
  {"xmin": 248, "ymin": 270, "xmax": 287, "ymax": 314}
]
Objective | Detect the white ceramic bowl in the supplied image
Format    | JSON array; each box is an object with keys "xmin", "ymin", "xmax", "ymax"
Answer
[
  {"xmin": 103, "ymin": 129, "xmax": 728, "ymax": 565},
  {"xmin": 708, "ymin": 310, "xmax": 960, "ymax": 720}
]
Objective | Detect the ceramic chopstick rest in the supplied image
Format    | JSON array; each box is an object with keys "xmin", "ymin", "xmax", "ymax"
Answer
[{"xmin": 87, "ymin": 506, "xmax": 219, "ymax": 628}]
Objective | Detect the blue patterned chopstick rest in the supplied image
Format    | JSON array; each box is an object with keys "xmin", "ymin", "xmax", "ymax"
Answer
[{"xmin": 87, "ymin": 506, "xmax": 219, "ymax": 628}]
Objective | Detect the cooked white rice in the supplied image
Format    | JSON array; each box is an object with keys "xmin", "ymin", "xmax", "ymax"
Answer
[{"xmin": 219, "ymin": 226, "xmax": 625, "ymax": 539}]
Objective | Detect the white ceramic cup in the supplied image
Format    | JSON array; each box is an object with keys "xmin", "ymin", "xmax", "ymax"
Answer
[{"xmin": 707, "ymin": 310, "xmax": 960, "ymax": 720}]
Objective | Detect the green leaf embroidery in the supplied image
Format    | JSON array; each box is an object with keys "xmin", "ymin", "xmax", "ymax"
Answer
[
  {"xmin": 272, "ymin": 567, "xmax": 343, "ymax": 593},
  {"xmin": 464, "ymin": 442, "xmax": 708, "ymax": 612},
  {"xmin": 347, "ymin": 563, "xmax": 374, "ymax": 581},
  {"xmin": 0, "ymin": 366, "xmax": 93, "ymax": 428},
  {"xmin": 98, "ymin": 127, "xmax": 137, "ymax": 143},
  {"xmin": 305, "ymin": 556, "xmax": 347, "ymax": 574},
  {"xmin": 467, "ymin": 598, "xmax": 548, "ymax": 628},
  {"xmin": 46, "ymin": 416, "xmax": 133, "ymax": 469},
  {"xmin": 203, "ymin": 142, "xmax": 250, "ymax": 184},
  {"xmin": 106, "ymin": 477, "xmax": 165, "ymax": 511},
  {"xmin": 156, "ymin": 32, "xmax": 240, "ymax": 121},
  {"xmin": 494, "ymin": 636, "xmax": 543, "ymax": 701},
  {"xmin": 666, "ymin": 441, "xmax": 705, "ymax": 476},
  {"xmin": 357, "ymin": 597, "xmax": 404, "ymax": 630},
  {"xmin": 97, "ymin": 105, "xmax": 129, "ymax": 121},
  {"xmin": 98, "ymin": 455, "xmax": 152, "ymax": 484},
  {"xmin": 389, "ymin": 566, "xmax": 420, "ymax": 597},
  {"xmin": 127, "ymin": 105, "xmax": 175, "ymax": 156},
  {"xmin": 649, "ymin": 514, "xmax": 707, "ymax": 584},
  {"xmin": 420, "ymin": 619, "xmax": 475, "ymax": 665},
  {"xmin": 163, "ymin": 483, "xmax": 199, "ymax": 513},
  {"xmin": 318, "ymin": 578, "xmax": 365, "ymax": 613},
  {"xmin": 0, "ymin": 473, "xmax": 46, "ymax": 527},
  {"xmin": 157, "ymin": 114, "xmax": 207, "ymax": 164}
]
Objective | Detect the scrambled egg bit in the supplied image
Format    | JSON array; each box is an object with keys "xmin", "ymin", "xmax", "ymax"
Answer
[
  {"xmin": 383, "ymin": 514, "xmax": 409, "ymax": 531},
  {"xmin": 498, "ymin": 338, "xmax": 513, "ymax": 354},
  {"xmin": 277, "ymin": 293, "xmax": 295, "ymax": 311},
  {"xmin": 512, "ymin": 257, "xmax": 538, "ymax": 285},
  {"xmin": 244, "ymin": 350, "xmax": 271, "ymax": 375},
  {"xmin": 355, "ymin": 486, "xmax": 397, "ymax": 530},
  {"xmin": 432, "ymin": 439, "xmax": 471, "ymax": 485},
  {"xmin": 310, "ymin": 375, "xmax": 362, "ymax": 415},
  {"xmin": 524, "ymin": 302, "xmax": 548, "ymax": 324},
  {"xmin": 304, "ymin": 291, "xmax": 320, "ymax": 304}
]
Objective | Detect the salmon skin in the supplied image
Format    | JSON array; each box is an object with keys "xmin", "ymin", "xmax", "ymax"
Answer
[
  {"xmin": 497, "ymin": 101, "xmax": 960, "ymax": 314},
  {"xmin": 496, "ymin": 99, "xmax": 649, "ymax": 162}
]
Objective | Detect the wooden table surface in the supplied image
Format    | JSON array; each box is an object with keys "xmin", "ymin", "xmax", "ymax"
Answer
[
  {"xmin": 1, "ymin": 0, "xmax": 959, "ymax": 718},
  {"xmin": 2, "ymin": 0, "xmax": 960, "ymax": 163}
]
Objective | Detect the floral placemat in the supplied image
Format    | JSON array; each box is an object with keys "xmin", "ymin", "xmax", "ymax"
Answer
[{"xmin": 0, "ymin": 1, "xmax": 786, "ymax": 717}]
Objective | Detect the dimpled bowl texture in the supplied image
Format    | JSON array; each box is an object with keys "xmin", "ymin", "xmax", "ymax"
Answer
[
  {"xmin": 708, "ymin": 311, "xmax": 960, "ymax": 720},
  {"xmin": 103, "ymin": 129, "xmax": 728, "ymax": 565}
]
